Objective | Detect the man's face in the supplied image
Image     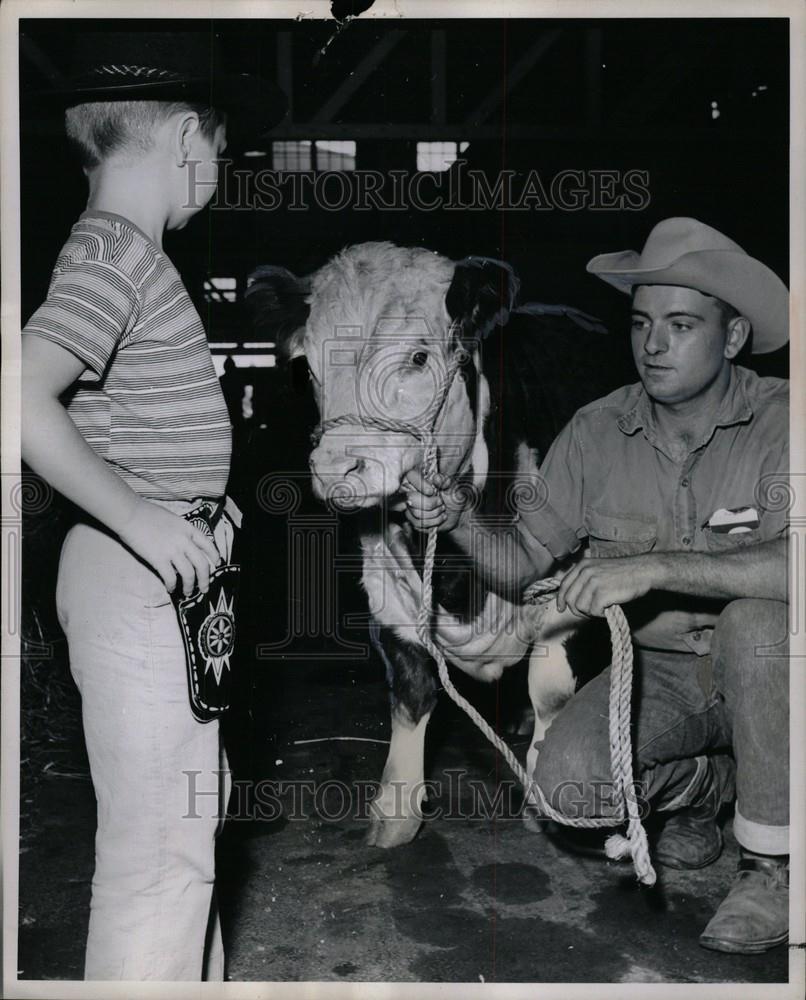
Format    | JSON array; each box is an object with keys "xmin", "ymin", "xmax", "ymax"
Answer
[{"xmin": 630, "ymin": 285, "xmax": 732, "ymax": 405}]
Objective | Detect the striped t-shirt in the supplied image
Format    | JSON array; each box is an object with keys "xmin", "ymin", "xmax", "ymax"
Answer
[{"xmin": 23, "ymin": 211, "xmax": 231, "ymax": 500}]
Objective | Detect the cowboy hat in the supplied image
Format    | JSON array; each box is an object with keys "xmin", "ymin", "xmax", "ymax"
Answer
[
  {"xmin": 586, "ymin": 217, "xmax": 788, "ymax": 353},
  {"xmin": 23, "ymin": 28, "xmax": 288, "ymax": 152}
]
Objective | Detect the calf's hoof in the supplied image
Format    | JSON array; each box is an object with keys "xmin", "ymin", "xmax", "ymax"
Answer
[
  {"xmin": 522, "ymin": 807, "xmax": 548, "ymax": 835},
  {"xmin": 366, "ymin": 812, "xmax": 423, "ymax": 849}
]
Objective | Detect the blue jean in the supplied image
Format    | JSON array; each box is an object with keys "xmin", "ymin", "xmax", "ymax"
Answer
[
  {"xmin": 532, "ymin": 599, "xmax": 789, "ymax": 855},
  {"xmin": 55, "ymin": 503, "xmax": 233, "ymax": 980}
]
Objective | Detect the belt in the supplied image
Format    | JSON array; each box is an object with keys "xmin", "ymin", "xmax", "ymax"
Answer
[
  {"xmin": 147, "ymin": 496, "xmax": 242, "ymax": 564},
  {"xmin": 145, "ymin": 495, "xmax": 242, "ymax": 529}
]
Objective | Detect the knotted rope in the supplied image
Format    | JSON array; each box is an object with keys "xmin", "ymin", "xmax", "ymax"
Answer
[{"xmin": 314, "ymin": 347, "xmax": 655, "ymax": 886}]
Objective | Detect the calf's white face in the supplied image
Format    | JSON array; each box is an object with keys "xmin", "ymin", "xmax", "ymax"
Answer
[{"xmin": 300, "ymin": 245, "xmax": 478, "ymax": 508}]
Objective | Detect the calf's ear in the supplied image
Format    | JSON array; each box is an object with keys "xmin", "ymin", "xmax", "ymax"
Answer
[
  {"xmin": 445, "ymin": 257, "xmax": 520, "ymax": 341},
  {"xmin": 245, "ymin": 266, "xmax": 311, "ymax": 360}
]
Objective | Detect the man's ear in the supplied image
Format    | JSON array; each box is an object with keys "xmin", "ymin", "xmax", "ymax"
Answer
[
  {"xmin": 724, "ymin": 315, "xmax": 752, "ymax": 359},
  {"xmin": 245, "ymin": 266, "xmax": 311, "ymax": 362},
  {"xmin": 445, "ymin": 256, "xmax": 520, "ymax": 341}
]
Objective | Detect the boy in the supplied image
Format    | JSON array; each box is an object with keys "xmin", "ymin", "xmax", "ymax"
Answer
[{"xmin": 21, "ymin": 30, "xmax": 285, "ymax": 980}]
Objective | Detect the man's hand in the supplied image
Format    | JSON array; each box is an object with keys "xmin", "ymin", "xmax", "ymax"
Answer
[
  {"xmin": 401, "ymin": 469, "xmax": 465, "ymax": 532},
  {"xmin": 116, "ymin": 499, "xmax": 222, "ymax": 597},
  {"xmin": 557, "ymin": 552, "xmax": 662, "ymax": 617}
]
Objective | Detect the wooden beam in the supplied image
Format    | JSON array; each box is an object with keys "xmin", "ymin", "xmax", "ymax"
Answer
[
  {"xmin": 311, "ymin": 30, "xmax": 407, "ymax": 123},
  {"xmin": 466, "ymin": 28, "xmax": 562, "ymax": 126}
]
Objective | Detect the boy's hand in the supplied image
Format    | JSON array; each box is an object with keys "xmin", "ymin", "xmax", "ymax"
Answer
[
  {"xmin": 402, "ymin": 470, "xmax": 466, "ymax": 533},
  {"xmin": 116, "ymin": 499, "xmax": 222, "ymax": 597}
]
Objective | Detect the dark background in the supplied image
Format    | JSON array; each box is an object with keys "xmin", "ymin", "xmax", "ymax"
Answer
[{"xmin": 16, "ymin": 17, "xmax": 792, "ymax": 982}]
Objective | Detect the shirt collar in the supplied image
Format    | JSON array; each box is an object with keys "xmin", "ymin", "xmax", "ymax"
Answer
[{"xmin": 617, "ymin": 366, "xmax": 755, "ymax": 449}]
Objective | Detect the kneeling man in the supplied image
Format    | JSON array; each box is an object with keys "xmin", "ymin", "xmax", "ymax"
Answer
[{"xmin": 406, "ymin": 218, "xmax": 790, "ymax": 954}]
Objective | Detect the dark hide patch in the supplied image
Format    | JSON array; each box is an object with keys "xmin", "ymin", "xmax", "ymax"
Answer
[
  {"xmin": 373, "ymin": 624, "xmax": 440, "ymax": 724},
  {"xmin": 395, "ymin": 520, "xmax": 488, "ymax": 624},
  {"xmin": 445, "ymin": 256, "xmax": 520, "ymax": 344},
  {"xmin": 476, "ymin": 308, "xmax": 633, "ymax": 517},
  {"xmin": 562, "ymin": 616, "xmax": 613, "ymax": 692},
  {"xmin": 442, "ymin": 256, "xmax": 521, "ymax": 433},
  {"xmin": 245, "ymin": 265, "xmax": 312, "ymax": 361},
  {"xmin": 353, "ymin": 510, "xmax": 487, "ymax": 625}
]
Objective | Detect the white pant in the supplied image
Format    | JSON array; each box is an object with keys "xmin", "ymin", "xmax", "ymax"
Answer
[{"xmin": 56, "ymin": 503, "xmax": 232, "ymax": 981}]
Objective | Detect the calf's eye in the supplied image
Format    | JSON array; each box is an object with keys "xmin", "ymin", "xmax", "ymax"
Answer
[{"xmin": 411, "ymin": 350, "xmax": 429, "ymax": 368}]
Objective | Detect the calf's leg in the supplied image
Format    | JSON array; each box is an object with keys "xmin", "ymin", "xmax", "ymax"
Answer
[
  {"xmin": 525, "ymin": 638, "xmax": 577, "ymax": 784},
  {"xmin": 525, "ymin": 603, "xmax": 580, "ymax": 780},
  {"xmin": 523, "ymin": 645, "xmax": 576, "ymax": 832},
  {"xmin": 367, "ymin": 623, "xmax": 439, "ymax": 848}
]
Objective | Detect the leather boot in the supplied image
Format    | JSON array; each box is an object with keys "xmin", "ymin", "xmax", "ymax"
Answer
[
  {"xmin": 699, "ymin": 854, "xmax": 789, "ymax": 953},
  {"xmin": 654, "ymin": 755, "xmax": 735, "ymax": 870}
]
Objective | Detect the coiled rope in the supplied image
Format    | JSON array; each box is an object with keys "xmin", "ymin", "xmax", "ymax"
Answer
[{"xmin": 314, "ymin": 346, "xmax": 655, "ymax": 886}]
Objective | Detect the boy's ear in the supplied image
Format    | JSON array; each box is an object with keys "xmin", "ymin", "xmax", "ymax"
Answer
[{"xmin": 174, "ymin": 112, "xmax": 201, "ymax": 166}]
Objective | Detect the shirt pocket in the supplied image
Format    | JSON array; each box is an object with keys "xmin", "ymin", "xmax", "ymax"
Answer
[
  {"xmin": 702, "ymin": 502, "xmax": 766, "ymax": 551},
  {"xmin": 585, "ymin": 507, "xmax": 658, "ymax": 558},
  {"xmin": 703, "ymin": 526, "xmax": 764, "ymax": 551}
]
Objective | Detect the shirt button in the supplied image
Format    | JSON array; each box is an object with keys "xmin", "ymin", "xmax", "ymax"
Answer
[
  {"xmin": 681, "ymin": 478, "xmax": 690, "ymax": 488},
  {"xmin": 682, "ymin": 536, "xmax": 691, "ymax": 546},
  {"xmin": 691, "ymin": 630, "xmax": 702, "ymax": 642}
]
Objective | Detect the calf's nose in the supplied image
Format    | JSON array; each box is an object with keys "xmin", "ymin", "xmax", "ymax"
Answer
[{"xmin": 309, "ymin": 443, "xmax": 366, "ymax": 483}]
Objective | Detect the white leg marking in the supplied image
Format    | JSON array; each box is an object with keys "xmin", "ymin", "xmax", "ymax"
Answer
[
  {"xmin": 523, "ymin": 604, "xmax": 579, "ymax": 828},
  {"xmin": 367, "ymin": 706, "xmax": 432, "ymax": 849}
]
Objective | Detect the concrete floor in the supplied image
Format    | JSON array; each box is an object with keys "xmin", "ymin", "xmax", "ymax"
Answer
[{"xmin": 18, "ymin": 651, "xmax": 789, "ymax": 985}]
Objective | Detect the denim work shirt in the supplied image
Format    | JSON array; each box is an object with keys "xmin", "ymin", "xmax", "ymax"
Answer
[{"xmin": 521, "ymin": 365, "xmax": 789, "ymax": 655}]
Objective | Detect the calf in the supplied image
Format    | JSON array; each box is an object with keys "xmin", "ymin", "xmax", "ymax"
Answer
[{"xmin": 248, "ymin": 242, "xmax": 622, "ymax": 846}]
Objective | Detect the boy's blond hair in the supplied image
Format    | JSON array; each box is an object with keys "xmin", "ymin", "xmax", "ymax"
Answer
[{"xmin": 65, "ymin": 100, "xmax": 226, "ymax": 170}]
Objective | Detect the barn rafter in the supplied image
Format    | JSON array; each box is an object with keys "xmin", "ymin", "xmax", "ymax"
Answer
[{"xmin": 20, "ymin": 21, "xmax": 784, "ymax": 143}]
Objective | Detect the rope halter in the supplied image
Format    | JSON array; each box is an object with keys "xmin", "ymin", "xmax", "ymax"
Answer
[{"xmin": 311, "ymin": 332, "xmax": 468, "ymax": 490}]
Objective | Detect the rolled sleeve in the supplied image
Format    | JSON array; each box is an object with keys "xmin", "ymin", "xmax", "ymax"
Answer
[
  {"xmin": 517, "ymin": 418, "xmax": 585, "ymax": 562},
  {"xmin": 23, "ymin": 260, "xmax": 140, "ymax": 382}
]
